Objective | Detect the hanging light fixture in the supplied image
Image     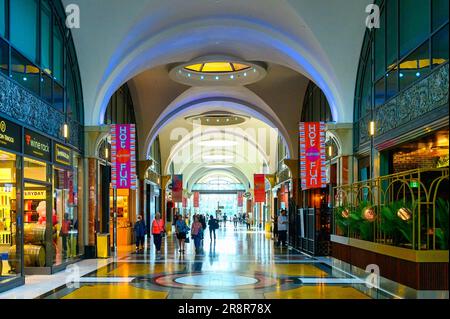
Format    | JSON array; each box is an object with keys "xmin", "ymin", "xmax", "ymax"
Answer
[{"xmin": 105, "ymin": 146, "xmax": 109, "ymax": 159}]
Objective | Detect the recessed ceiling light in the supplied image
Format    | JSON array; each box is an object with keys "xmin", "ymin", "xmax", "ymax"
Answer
[
  {"xmin": 215, "ymin": 76, "xmax": 219, "ymax": 80},
  {"xmin": 201, "ymin": 76, "xmax": 204, "ymax": 80}
]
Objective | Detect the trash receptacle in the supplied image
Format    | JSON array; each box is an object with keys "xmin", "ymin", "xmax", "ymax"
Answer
[{"xmin": 97, "ymin": 233, "xmax": 110, "ymax": 258}]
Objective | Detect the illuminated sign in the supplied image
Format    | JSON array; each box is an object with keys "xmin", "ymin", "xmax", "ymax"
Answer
[
  {"xmin": 0, "ymin": 117, "xmax": 21, "ymax": 153},
  {"xmin": 54, "ymin": 143, "xmax": 72, "ymax": 166},
  {"xmin": 410, "ymin": 180, "xmax": 419, "ymax": 188},
  {"xmin": 299, "ymin": 122, "xmax": 327, "ymax": 190},
  {"xmin": 111, "ymin": 124, "xmax": 136, "ymax": 189},
  {"xmin": 24, "ymin": 129, "xmax": 51, "ymax": 161},
  {"xmin": 24, "ymin": 190, "xmax": 46, "ymax": 199}
]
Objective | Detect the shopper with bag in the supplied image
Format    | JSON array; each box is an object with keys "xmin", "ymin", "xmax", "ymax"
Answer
[
  {"xmin": 151, "ymin": 212, "xmax": 165, "ymax": 256},
  {"xmin": 191, "ymin": 215, "xmax": 204, "ymax": 255},
  {"xmin": 175, "ymin": 214, "xmax": 189, "ymax": 254}
]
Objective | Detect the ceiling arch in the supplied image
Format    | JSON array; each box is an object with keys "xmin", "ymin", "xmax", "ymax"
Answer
[{"xmin": 186, "ymin": 168, "xmax": 251, "ymax": 193}]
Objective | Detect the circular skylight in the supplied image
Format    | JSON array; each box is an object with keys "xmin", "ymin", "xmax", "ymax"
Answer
[{"xmin": 169, "ymin": 55, "xmax": 266, "ymax": 86}]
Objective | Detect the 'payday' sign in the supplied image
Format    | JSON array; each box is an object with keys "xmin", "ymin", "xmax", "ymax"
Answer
[
  {"xmin": 111, "ymin": 124, "xmax": 136, "ymax": 190},
  {"xmin": 299, "ymin": 122, "xmax": 327, "ymax": 190}
]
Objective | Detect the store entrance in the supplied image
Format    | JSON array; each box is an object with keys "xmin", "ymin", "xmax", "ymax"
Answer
[
  {"xmin": 23, "ymin": 182, "xmax": 52, "ymax": 269},
  {"xmin": 110, "ymin": 188, "xmax": 133, "ymax": 248}
]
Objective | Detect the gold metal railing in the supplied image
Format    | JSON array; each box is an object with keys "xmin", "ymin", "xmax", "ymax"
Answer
[{"xmin": 333, "ymin": 168, "xmax": 449, "ymax": 250}]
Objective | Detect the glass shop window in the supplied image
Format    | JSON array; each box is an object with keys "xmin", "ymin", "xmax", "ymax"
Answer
[
  {"xmin": 40, "ymin": 2, "xmax": 52, "ymax": 75},
  {"xmin": 0, "ymin": 150, "xmax": 22, "ymax": 281},
  {"xmin": 53, "ymin": 167, "xmax": 78, "ymax": 264},
  {"xmin": 0, "ymin": 0, "xmax": 6, "ymax": 38},
  {"xmin": 24, "ymin": 157, "xmax": 47, "ymax": 182}
]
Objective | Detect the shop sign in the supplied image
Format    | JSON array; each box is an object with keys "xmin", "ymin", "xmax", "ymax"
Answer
[
  {"xmin": 172, "ymin": 174, "xmax": 183, "ymax": 203},
  {"xmin": 24, "ymin": 190, "xmax": 46, "ymax": 199},
  {"xmin": 111, "ymin": 124, "xmax": 137, "ymax": 190},
  {"xmin": 194, "ymin": 192, "xmax": 199, "ymax": 208},
  {"xmin": 237, "ymin": 191, "xmax": 243, "ymax": 207},
  {"xmin": 24, "ymin": 129, "xmax": 51, "ymax": 162},
  {"xmin": 254, "ymin": 174, "xmax": 265, "ymax": 203},
  {"xmin": 54, "ymin": 143, "xmax": 72, "ymax": 166},
  {"xmin": 0, "ymin": 117, "xmax": 21, "ymax": 153},
  {"xmin": 299, "ymin": 122, "xmax": 327, "ymax": 190}
]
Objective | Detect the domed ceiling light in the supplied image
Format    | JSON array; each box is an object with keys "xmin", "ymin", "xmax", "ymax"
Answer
[
  {"xmin": 169, "ymin": 55, "xmax": 267, "ymax": 86},
  {"xmin": 185, "ymin": 111, "xmax": 250, "ymax": 126}
]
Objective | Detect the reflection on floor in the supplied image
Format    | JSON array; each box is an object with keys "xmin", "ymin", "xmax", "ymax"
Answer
[
  {"xmin": 1, "ymin": 223, "xmax": 417, "ymax": 299},
  {"xmin": 30, "ymin": 223, "xmax": 400, "ymax": 300}
]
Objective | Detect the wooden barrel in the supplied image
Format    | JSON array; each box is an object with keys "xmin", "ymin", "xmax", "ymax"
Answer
[
  {"xmin": 24, "ymin": 223, "xmax": 46, "ymax": 244},
  {"xmin": 8, "ymin": 245, "xmax": 46, "ymax": 267}
]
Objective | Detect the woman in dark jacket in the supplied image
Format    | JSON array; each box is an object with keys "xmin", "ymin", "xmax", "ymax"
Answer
[{"xmin": 134, "ymin": 215, "xmax": 146, "ymax": 252}]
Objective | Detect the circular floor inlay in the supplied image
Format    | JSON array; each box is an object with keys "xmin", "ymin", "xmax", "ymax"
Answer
[{"xmin": 175, "ymin": 274, "xmax": 258, "ymax": 287}]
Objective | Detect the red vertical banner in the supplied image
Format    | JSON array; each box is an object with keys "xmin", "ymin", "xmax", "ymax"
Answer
[
  {"xmin": 299, "ymin": 122, "xmax": 327, "ymax": 190},
  {"xmin": 111, "ymin": 124, "xmax": 137, "ymax": 189},
  {"xmin": 237, "ymin": 191, "xmax": 243, "ymax": 207},
  {"xmin": 254, "ymin": 174, "xmax": 265, "ymax": 203},
  {"xmin": 193, "ymin": 192, "xmax": 200, "ymax": 208},
  {"xmin": 172, "ymin": 174, "xmax": 183, "ymax": 202},
  {"xmin": 182, "ymin": 197, "xmax": 187, "ymax": 208}
]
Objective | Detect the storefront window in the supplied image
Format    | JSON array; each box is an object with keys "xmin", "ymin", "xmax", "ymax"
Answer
[
  {"xmin": 386, "ymin": 0, "xmax": 398, "ymax": 68},
  {"xmin": 53, "ymin": 167, "xmax": 78, "ymax": 265},
  {"xmin": 390, "ymin": 130, "xmax": 449, "ymax": 173},
  {"xmin": 24, "ymin": 157, "xmax": 47, "ymax": 182},
  {"xmin": 110, "ymin": 188, "xmax": 132, "ymax": 246},
  {"xmin": 0, "ymin": 150, "xmax": 21, "ymax": 283},
  {"xmin": 10, "ymin": 0, "xmax": 39, "ymax": 63},
  {"xmin": 374, "ymin": 9, "xmax": 386, "ymax": 80},
  {"xmin": 53, "ymin": 23, "xmax": 63, "ymax": 85}
]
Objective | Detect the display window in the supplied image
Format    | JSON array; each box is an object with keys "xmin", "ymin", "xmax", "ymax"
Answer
[
  {"xmin": 0, "ymin": 150, "xmax": 21, "ymax": 283},
  {"xmin": 53, "ymin": 166, "xmax": 79, "ymax": 265}
]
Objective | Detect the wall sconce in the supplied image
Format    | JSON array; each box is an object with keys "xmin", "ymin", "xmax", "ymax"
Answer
[
  {"xmin": 63, "ymin": 123, "xmax": 69, "ymax": 139},
  {"xmin": 328, "ymin": 145, "xmax": 333, "ymax": 157},
  {"xmin": 105, "ymin": 147, "xmax": 109, "ymax": 159},
  {"xmin": 369, "ymin": 121, "xmax": 376, "ymax": 136}
]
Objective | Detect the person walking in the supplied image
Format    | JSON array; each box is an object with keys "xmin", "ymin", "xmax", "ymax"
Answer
[
  {"xmin": 277, "ymin": 209, "xmax": 288, "ymax": 247},
  {"xmin": 272, "ymin": 213, "xmax": 278, "ymax": 242},
  {"xmin": 151, "ymin": 212, "xmax": 165, "ymax": 256},
  {"xmin": 175, "ymin": 214, "xmax": 188, "ymax": 254},
  {"xmin": 233, "ymin": 214, "xmax": 238, "ymax": 230},
  {"xmin": 60, "ymin": 213, "xmax": 71, "ymax": 257},
  {"xmin": 208, "ymin": 215, "xmax": 218, "ymax": 241},
  {"xmin": 191, "ymin": 216, "xmax": 204, "ymax": 255},
  {"xmin": 134, "ymin": 214, "xmax": 146, "ymax": 252},
  {"xmin": 245, "ymin": 214, "xmax": 251, "ymax": 230}
]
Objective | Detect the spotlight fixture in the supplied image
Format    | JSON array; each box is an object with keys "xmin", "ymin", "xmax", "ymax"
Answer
[
  {"xmin": 341, "ymin": 209, "xmax": 350, "ymax": 219},
  {"xmin": 363, "ymin": 207, "xmax": 376, "ymax": 222},
  {"xmin": 397, "ymin": 207, "xmax": 412, "ymax": 221}
]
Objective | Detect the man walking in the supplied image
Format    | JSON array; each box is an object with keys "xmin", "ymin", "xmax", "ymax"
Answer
[{"xmin": 277, "ymin": 209, "xmax": 288, "ymax": 247}]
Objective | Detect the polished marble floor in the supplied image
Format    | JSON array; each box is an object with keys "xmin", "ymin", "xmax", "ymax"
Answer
[{"xmin": 0, "ymin": 223, "xmax": 440, "ymax": 299}]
